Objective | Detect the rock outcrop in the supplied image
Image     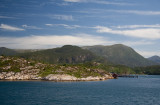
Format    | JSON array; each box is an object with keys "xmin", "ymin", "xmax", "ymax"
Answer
[
  {"xmin": 44, "ymin": 74, "xmax": 113, "ymax": 81},
  {"xmin": 0, "ymin": 72, "xmax": 113, "ymax": 81},
  {"xmin": 0, "ymin": 71, "xmax": 42, "ymax": 80},
  {"xmin": 0, "ymin": 56, "xmax": 113, "ymax": 81},
  {"xmin": 0, "ymin": 71, "xmax": 113, "ymax": 81}
]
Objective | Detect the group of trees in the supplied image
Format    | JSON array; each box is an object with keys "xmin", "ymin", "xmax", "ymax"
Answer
[{"xmin": 133, "ymin": 65, "xmax": 160, "ymax": 75}]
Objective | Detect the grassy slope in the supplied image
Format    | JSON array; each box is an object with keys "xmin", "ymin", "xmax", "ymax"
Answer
[
  {"xmin": 83, "ymin": 44, "xmax": 155, "ymax": 67},
  {"xmin": 17, "ymin": 45, "xmax": 101, "ymax": 64}
]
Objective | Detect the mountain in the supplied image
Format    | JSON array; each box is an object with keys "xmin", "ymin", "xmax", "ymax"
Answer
[
  {"xmin": 0, "ymin": 47, "xmax": 18, "ymax": 56},
  {"xmin": 148, "ymin": 55, "xmax": 160, "ymax": 64},
  {"xmin": 18, "ymin": 45, "xmax": 103, "ymax": 64},
  {"xmin": 0, "ymin": 44, "xmax": 156, "ymax": 67},
  {"xmin": 83, "ymin": 44, "xmax": 155, "ymax": 67}
]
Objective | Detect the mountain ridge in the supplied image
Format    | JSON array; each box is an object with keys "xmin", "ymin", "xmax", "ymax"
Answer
[
  {"xmin": 148, "ymin": 55, "xmax": 160, "ymax": 64},
  {"xmin": 0, "ymin": 44, "xmax": 157, "ymax": 67},
  {"xmin": 18, "ymin": 45, "xmax": 104, "ymax": 64},
  {"xmin": 83, "ymin": 44, "xmax": 156, "ymax": 67}
]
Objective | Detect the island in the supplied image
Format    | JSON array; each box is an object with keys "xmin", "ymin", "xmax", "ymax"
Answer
[{"xmin": 0, "ymin": 56, "xmax": 114, "ymax": 81}]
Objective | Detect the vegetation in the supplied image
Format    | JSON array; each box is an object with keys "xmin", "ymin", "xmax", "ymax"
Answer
[
  {"xmin": 0, "ymin": 45, "xmax": 158, "ymax": 67},
  {"xmin": 0, "ymin": 55, "xmax": 137, "ymax": 80},
  {"xmin": 39, "ymin": 64, "xmax": 104, "ymax": 78},
  {"xmin": 3, "ymin": 55, "xmax": 160, "ymax": 77},
  {"xmin": 1, "ymin": 44, "xmax": 160, "ymax": 76},
  {"xmin": 17, "ymin": 45, "xmax": 103, "ymax": 64},
  {"xmin": 83, "ymin": 44, "xmax": 155, "ymax": 67},
  {"xmin": 0, "ymin": 47, "xmax": 18, "ymax": 56},
  {"xmin": 0, "ymin": 56, "xmax": 21, "ymax": 72},
  {"xmin": 0, "ymin": 56, "xmax": 110, "ymax": 78},
  {"xmin": 19, "ymin": 44, "xmax": 158, "ymax": 75},
  {"xmin": 133, "ymin": 65, "xmax": 160, "ymax": 75}
]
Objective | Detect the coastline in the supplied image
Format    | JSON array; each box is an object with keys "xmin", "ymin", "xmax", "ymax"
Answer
[
  {"xmin": 0, "ymin": 72, "xmax": 114, "ymax": 82},
  {"xmin": 0, "ymin": 56, "xmax": 114, "ymax": 82}
]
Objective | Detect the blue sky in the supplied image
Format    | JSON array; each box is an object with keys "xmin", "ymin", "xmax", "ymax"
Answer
[{"xmin": 0, "ymin": 0, "xmax": 160, "ymax": 57}]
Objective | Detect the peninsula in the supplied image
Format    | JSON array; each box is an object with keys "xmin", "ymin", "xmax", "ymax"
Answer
[{"xmin": 0, "ymin": 56, "xmax": 114, "ymax": 81}]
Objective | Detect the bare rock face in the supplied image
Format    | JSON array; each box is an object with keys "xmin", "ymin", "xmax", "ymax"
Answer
[
  {"xmin": 0, "ymin": 71, "xmax": 42, "ymax": 80},
  {"xmin": 44, "ymin": 74, "xmax": 113, "ymax": 81},
  {"xmin": 44, "ymin": 74, "xmax": 78, "ymax": 81},
  {"xmin": 0, "ymin": 72, "xmax": 113, "ymax": 81}
]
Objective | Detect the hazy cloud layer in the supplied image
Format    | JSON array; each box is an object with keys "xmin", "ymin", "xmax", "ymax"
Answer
[
  {"xmin": 0, "ymin": 34, "xmax": 114, "ymax": 49},
  {"xmin": 95, "ymin": 26, "xmax": 160, "ymax": 39},
  {"xmin": 0, "ymin": 34, "xmax": 154, "ymax": 49},
  {"xmin": 0, "ymin": 32, "xmax": 156, "ymax": 57}
]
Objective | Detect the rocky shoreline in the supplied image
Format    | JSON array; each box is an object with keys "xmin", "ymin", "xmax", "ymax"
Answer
[
  {"xmin": 0, "ymin": 56, "xmax": 114, "ymax": 81},
  {"xmin": 44, "ymin": 74, "xmax": 114, "ymax": 81},
  {"xmin": 0, "ymin": 72, "xmax": 113, "ymax": 81}
]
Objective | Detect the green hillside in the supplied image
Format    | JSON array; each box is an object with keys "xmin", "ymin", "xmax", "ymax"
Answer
[
  {"xmin": 18, "ymin": 45, "xmax": 103, "ymax": 64},
  {"xmin": 0, "ymin": 47, "xmax": 18, "ymax": 56},
  {"xmin": 134, "ymin": 65, "xmax": 160, "ymax": 75},
  {"xmin": 0, "ymin": 44, "xmax": 156, "ymax": 67},
  {"xmin": 83, "ymin": 44, "xmax": 155, "ymax": 67}
]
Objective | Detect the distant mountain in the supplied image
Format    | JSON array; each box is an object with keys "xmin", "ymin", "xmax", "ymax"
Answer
[
  {"xmin": 0, "ymin": 47, "xmax": 18, "ymax": 56},
  {"xmin": 83, "ymin": 44, "xmax": 155, "ymax": 67},
  {"xmin": 0, "ymin": 44, "xmax": 156, "ymax": 67},
  {"xmin": 18, "ymin": 45, "xmax": 103, "ymax": 64},
  {"xmin": 148, "ymin": 55, "xmax": 160, "ymax": 64}
]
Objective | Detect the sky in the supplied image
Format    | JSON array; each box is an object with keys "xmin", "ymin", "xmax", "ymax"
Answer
[{"xmin": 0, "ymin": 0, "xmax": 160, "ymax": 57}]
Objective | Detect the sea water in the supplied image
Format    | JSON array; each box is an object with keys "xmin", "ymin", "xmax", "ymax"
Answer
[{"xmin": 0, "ymin": 75, "xmax": 160, "ymax": 105}]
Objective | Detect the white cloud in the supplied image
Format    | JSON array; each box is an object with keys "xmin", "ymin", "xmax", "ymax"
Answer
[
  {"xmin": 77, "ymin": 9, "xmax": 160, "ymax": 16},
  {"xmin": 90, "ymin": 0, "xmax": 131, "ymax": 5},
  {"xmin": 45, "ymin": 24, "xmax": 80, "ymax": 29},
  {"xmin": 45, "ymin": 24, "xmax": 53, "ymax": 26},
  {"xmin": 0, "ymin": 34, "xmax": 114, "ymax": 49},
  {"xmin": 0, "ymin": 24, "xmax": 24, "ymax": 31},
  {"xmin": 109, "ymin": 10, "xmax": 160, "ymax": 15},
  {"xmin": 22, "ymin": 24, "xmax": 42, "ymax": 30},
  {"xmin": 64, "ymin": 0, "xmax": 131, "ymax": 5},
  {"xmin": 136, "ymin": 50, "xmax": 160, "ymax": 58},
  {"xmin": 48, "ymin": 14, "xmax": 74, "ymax": 21},
  {"xmin": 57, "ymin": 2, "xmax": 70, "ymax": 6},
  {"xmin": 114, "ymin": 24, "xmax": 160, "ymax": 29},
  {"xmin": 0, "ymin": 16, "xmax": 14, "ymax": 19},
  {"xmin": 121, "ymin": 40, "xmax": 154, "ymax": 46},
  {"xmin": 95, "ymin": 26, "xmax": 160, "ymax": 39},
  {"xmin": 64, "ymin": 0, "xmax": 81, "ymax": 2}
]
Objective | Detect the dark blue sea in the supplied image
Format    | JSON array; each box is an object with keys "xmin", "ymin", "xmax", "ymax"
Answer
[{"xmin": 0, "ymin": 75, "xmax": 160, "ymax": 105}]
